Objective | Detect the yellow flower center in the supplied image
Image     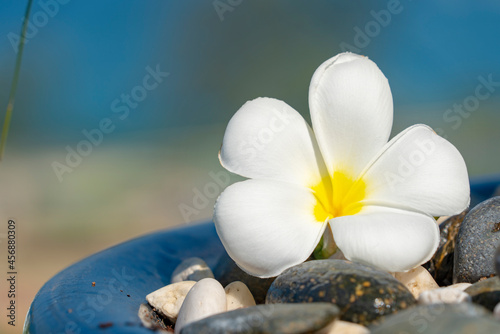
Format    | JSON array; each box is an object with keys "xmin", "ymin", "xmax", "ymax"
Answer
[{"xmin": 312, "ymin": 171, "xmax": 366, "ymax": 222}]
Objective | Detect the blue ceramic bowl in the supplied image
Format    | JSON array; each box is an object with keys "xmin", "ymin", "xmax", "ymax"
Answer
[{"xmin": 25, "ymin": 175, "xmax": 500, "ymax": 333}]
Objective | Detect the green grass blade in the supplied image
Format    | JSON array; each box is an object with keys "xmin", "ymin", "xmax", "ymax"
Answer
[{"xmin": 0, "ymin": 0, "xmax": 34, "ymax": 161}]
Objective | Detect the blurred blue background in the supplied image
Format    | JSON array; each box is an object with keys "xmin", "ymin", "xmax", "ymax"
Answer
[{"xmin": 0, "ymin": 1, "xmax": 499, "ymax": 330}]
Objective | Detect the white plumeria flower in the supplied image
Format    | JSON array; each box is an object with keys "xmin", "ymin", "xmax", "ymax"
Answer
[{"xmin": 213, "ymin": 52, "xmax": 470, "ymax": 278}]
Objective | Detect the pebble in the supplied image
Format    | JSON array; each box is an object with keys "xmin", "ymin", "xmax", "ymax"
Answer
[
  {"xmin": 418, "ymin": 287, "xmax": 471, "ymax": 304},
  {"xmin": 436, "ymin": 215, "xmax": 450, "ymax": 225},
  {"xmin": 138, "ymin": 303, "xmax": 170, "ymax": 331},
  {"xmin": 174, "ymin": 278, "xmax": 226, "ymax": 334},
  {"xmin": 393, "ymin": 266, "xmax": 439, "ymax": 298},
  {"xmin": 424, "ymin": 211, "xmax": 467, "ymax": 286},
  {"xmin": 214, "ymin": 251, "xmax": 275, "ymax": 304},
  {"xmin": 171, "ymin": 257, "xmax": 214, "ymax": 283},
  {"xmin": 494, "ymin": 302, "xmax": 500, "ymax": 319},
  {"xmin": 225, "ymin": 281, "xmax": 256, "ymax": 311},
  {"xmin": 317, "ymin": 320, "xmax": 370, "ymax": 334},
  {"xmin": 496, "ymin": 245, "xmax": 500, "ymax": 276},
  {"xmin": 266, "ymin": 260, "xmax": 416, "ymax": 326},
  {"xmin": 146, "ymin": 281, "xmax": 196, "ymax": 321},
  {"xmin": 454, "ymin": 197, "xmax": 500, "ymax": 283},
  {"xmin": 448, "ymin": 282, "xmax": 472, "ymax": 291},
  {"xmin": 464, "ymin": 276, "xmax": 500, "ymax": 311},
  {"xmin": 179, "ymin": 303, "xmax": 339, "ymax": 334},
  {"xmin": 370, "ymin": 303, "xmax": 500, "ymax": 334}
]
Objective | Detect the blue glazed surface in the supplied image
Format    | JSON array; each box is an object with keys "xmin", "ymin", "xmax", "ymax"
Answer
[
  {"xmin": 469, "ymin": 174, "xmax": 500, "ymax": 207},
  {"xmin": 26, "ymin": 175, "xmax": 500, "ymax": 333},
  {"xmin": 25, "ymin": 222, "xmax": 224, "ymax": 334}
]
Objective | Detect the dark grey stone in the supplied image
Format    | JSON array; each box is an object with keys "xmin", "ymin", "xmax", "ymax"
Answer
[
  {"xmin": 465, "ymin": 276, "xmax": 500, "ymax": 311},
  {"xmin": 496, "ymin": 245, "xmax": 500, "ymax": 277},
  {"xmin": 265, "ymin": 259, "xmax": 415, "ymax": 326},
  {"xmin": 370, "ymin": 303, "xmax": 500, "ymax": 334},
  {"xmin": 214, "ymin": 252, "xmax": 275, "ymax": 304},
  {"xmin": 424, "ymin": 211, "xmax": 467, "ymax": 286},
  {"xmin": 171, "ymin": 257, "xmax": 214, "ymax": 282},
  {"xmin": 454, "ymin": 196, "xmax": 500, "ymax": 283},
  {"xmin": 180, "ymin": 303, "xmax": 339, "ymax": 334}
]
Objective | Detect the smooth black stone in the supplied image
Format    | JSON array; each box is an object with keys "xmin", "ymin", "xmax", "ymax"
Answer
[
  {"xmin": 180, "ymin": 303, "xmax": 339, "ymax": 334},
  {"xmin": 266, "ymin": 260, "xmax": 415, "ymax": 326},
  {"xmin": 454, "ymin": 196, "xmax": 500, "ymax": 283},
  {"xmin": 214, "ymin": 251, "xmax": 275, "ymax": 304},
  {"xmin": 369, "ymin": 303, "xmax": 500, "ymax": 334},
  {"xmin": 465, "ymin": 276, "xmax": 500, "ymax": 311},
  {"xmin": 424, "ymin": 211, "xmax": 467, "ymax": 286}
]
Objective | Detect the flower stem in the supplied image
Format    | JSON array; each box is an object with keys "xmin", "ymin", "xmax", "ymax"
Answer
[
  {"xmin": 313, "ymin": 227, "xmax": 338, "ymax": 260},
  {"xmin": 0, "ymin": 0, "xmax": 34, "ymax": 161}
]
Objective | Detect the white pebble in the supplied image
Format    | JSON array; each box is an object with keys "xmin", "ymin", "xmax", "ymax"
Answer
[
  {"xmin": 394, "ymin": 266, "xmax": 439, "ymax": 298},
  {"xmin": 494, "ymin": 302, "xmax": 500, "ymax": 319},
  {"xmin": 317, "ymin": 320, "xmax": 370, "ymax": 334},
  {"xmin": 174, "ymin": 278, "xmax": 226, "ymax": 334},
  {"xmin": 447, "ymin": 282, "xmax": 472, "ymax": 291},
  {"xmin": 418, "ymin": 287, "xmax": 471, "ymax": 304},
  {"xmin": 436, "ymin": 216, "xmax": 450, "ymax": 225},
  {"xmin": 225, "ymin": 281, "xmax": 256, "ymax": 311},
  {"xmin": 171, "ymin": 257, "xmax": 214, "ymax": 283},
  {"xmin": 146, "ymin": 281, "xmax": 196, "ymax": 321}
]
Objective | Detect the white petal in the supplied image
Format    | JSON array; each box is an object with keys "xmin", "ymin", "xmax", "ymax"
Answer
[
  {"xmin": 330, "ymin": 206, "xmax": 439, "ymax": 272},
  {"xmin": 360, "ymin": 125, "xmax": 470, "ymax": 216},
  {"xmin": 309, "ymin": 52, "xmax": 393, "ymax": 177},
  {"xmin": 220, "ymin": 97, "xmax": 327, "ymax": 187},
  {"xmin": 214, "ymin": 179, "xmax": 326, "ymax": 278}
]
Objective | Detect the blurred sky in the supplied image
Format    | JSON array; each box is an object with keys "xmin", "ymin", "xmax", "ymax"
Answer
[
  {"xmin": 0, "ymin": 1, "xmax": 500, "ymax": 332},
  {"xmin": 0, "ymin": 1, "xmax": 499, "ymax": 145}
]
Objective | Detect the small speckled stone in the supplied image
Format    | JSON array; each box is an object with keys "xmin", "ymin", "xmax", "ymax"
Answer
[
  {"xmin": 454, "ymin": 197, "xmax": 500, "ymax": 283},
  {"xmin": 318, "ymin": 320, "xmax": 370, "ymax": 334},
  {"xmin": 393, "ymin": 266, "xmax": 439, "ymax": 298},
  {"xmin": 465, "ymin": 276, "xmax": 500, "ymax": 311},
  {"xmin": 175, "ymin": 278, "xmax": 226, "ymax": 334},
  {"xmin": 146, "ymin": 281, "xmax": 196, "ymax": 321},
  {"xmin": 225, "ymin": 281, "xmax": 256, "ymax": 311},
  {"xmin": 266, "ymin": 260, "xmax": 416, "ymax": 326},
  {"xmin": 418, "ymin": 287, "xmax": 471, "ymax": 304},
  {"xmin": 171, "ymin": 257, "xmax": 214, "ymax": 283},
  {"xmin": 179, "ymin": 303, "xmax": 339, "ymax": 334},
  {"xmin": 424, "ymin": 211, "xmax": 467, "ymax": 286},
  {"xmin": 214, "ymin": 252, "xmax": 274, "ymax": 304},
  {"xmin": 369, "ymin": 303, "xmax": 500, "ymax": 334}
]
